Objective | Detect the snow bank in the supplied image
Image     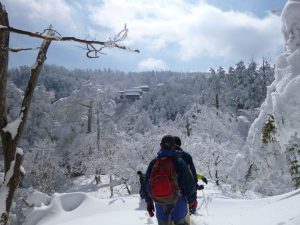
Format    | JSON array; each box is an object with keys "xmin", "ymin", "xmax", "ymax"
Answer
[
  {"xmin": 27, "ymin": 191, "xmax": 50, "ymax": 207},
  {"xmin": 25, "ymin": 192, "xmax": 90, "ymax": 225},
  {"xmin": 24, "ymin": 183, "xmax": 300, "ymax": 225},
  {"xmin": 25, "ymin": 192, "xmax": 148, "ymax": 225},
  {"xmin": 229, "ymin": 0, "xmax": 300, "ymax": 195},
  {"xmin": 196, "ymin": 188, "xmax": 300, "ymax": 225}
]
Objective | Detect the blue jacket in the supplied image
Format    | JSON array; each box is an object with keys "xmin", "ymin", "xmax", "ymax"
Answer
[{"xmin": 144, "ymin": 149, "xmax": 197, "ymax": 221}]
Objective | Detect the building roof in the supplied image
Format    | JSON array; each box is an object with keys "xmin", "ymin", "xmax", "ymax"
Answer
[{"xmin": 125, "ymin": 91, "xmax": 141, "ymax": 96}]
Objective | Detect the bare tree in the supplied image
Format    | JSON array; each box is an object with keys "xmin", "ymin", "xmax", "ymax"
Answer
[
  {"xmin": 213, "ymin": 153, "xmax": 222, "ymax": 186},
  {"xmin": 80, "ymin": 100, "xmax": 94, "ymax": 134},
  {"xmin": 202, "ymin": 153, "xmax": 222, "ymax": 185},
  {"xmin": 185, "ymin": 117, "xmax": 192, "ymax": 137},
  {"xmin": 0, "ymin": 4, "xmax": 138, "ymax": 224}
]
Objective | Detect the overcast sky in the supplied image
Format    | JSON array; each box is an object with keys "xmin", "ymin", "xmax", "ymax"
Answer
[{"xmin": 3, "ymin": 0, "xmax": 287, "ymax": 72}]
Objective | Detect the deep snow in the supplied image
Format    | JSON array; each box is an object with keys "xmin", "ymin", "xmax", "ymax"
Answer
[{"xmin": 24, "ymin": 177, "xmax": 300, "ymax": 225}]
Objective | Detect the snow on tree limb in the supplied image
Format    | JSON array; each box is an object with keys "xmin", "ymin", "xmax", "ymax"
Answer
[
  {"xmin": 2, "ymin": 112, "xmax": 23, "ymax": 139},
  {"xmin": 0, "ymin": 147, "xmax": 23, "ymax": 215},
  {"xmin": 16, "ymin": 148, "xmax": 23, "ymax": 156},
  {"xmin": 2, "ymin": 46, "xmax": 40, "ymax": 53}
]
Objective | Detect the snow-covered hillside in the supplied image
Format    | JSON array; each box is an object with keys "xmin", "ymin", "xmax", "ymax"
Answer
[
  {"xmin": 24, "ymin": 176, "xmax": 300, "ymax": 225},
  {"xmin": 230, "ymin": 0, "xmax": 300, "ymax": 195}
]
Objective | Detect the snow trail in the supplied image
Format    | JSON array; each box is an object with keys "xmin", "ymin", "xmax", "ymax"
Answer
[{"xmin": 24, "ymin": 180, "xmax": 300, "ymax": 225}]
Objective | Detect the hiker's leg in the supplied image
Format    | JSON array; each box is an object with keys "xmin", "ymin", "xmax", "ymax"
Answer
[
  {"xmin": 174, "ymin": 212, "xmax": 190, "ymax": 225},
  {"xmin": 184, "ymin": 211, "xmax": 190, "ymax": 225},
  {"xmin": 157, "ymin": 220, "xmax": 171, "ymax": 225}
]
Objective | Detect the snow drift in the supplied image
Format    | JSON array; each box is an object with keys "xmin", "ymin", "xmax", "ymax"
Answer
[{"xmin": 25, "ymin": 183, "xmax": 300, "ymax": 225}]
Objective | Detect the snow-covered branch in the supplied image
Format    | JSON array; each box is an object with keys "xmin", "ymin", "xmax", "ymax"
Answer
[
  {"xmin": 3, "ymin": 46, "xmax": 40, "ymax": 53},
  {"xmin": 0, "ymin": 24, "xmax": 139, "ymax": 57}
]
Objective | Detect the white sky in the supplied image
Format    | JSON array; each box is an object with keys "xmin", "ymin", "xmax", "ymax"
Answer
[{"xmin": 2, "ymin": 0, "xmax": 286, "ymax": 72}]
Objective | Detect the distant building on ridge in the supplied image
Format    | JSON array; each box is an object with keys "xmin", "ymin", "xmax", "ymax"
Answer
[{"xmin": 118, "ymin": 84, "xmax": 150, "ymax": 101}]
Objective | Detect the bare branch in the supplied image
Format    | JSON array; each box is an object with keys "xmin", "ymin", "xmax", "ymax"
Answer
[
  {"xmin": 41, "ymin": 28, "xmax": 62, "ymax": 37},
  {"xmin": 114, "ymin": 24, "xmax": 128, "ymax": 43},
  {"xmin": 264, "ymin": 157, "xmax": 272, "ymax": 169},
  {"xmin": 0, "ymin": 24, "xmax": 140, "ymax": 57},
  {"xmin": 214, "ymin": 155, "xmax": 221, "ymax": 166},
  {"xmin": 3, "ymin": 46, "xmax": 40, "ymax": 53},
  {"xmin": 79, "ymin": 103, "xmax": 90, "ymax": 108},
  {"xmin": 85, "ymin": 43, "xmax": 106, "ymax": 58}
]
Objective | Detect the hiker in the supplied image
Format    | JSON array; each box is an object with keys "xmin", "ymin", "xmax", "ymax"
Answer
[
  {"xmin": 144, "ymin": 135, "xmax": 197, "ymax": 225},
  {"xmin": 137, "ymin": 170, "xmax": 146, "ymax": 199},
  {"xmin": 173, "ymin": 136, "xmax": 208, "ymax": 193}
]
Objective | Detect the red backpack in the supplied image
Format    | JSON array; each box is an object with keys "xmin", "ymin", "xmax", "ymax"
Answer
[{"xmin": 149, "ymin": 157, "xmax": 180, "ymax": 205}]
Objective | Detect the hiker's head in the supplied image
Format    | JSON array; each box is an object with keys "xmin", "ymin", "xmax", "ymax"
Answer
[
  {"xmin": 160, "ymin": 135, "xmax": 175, "ymax": 150},
  {"xmin": 137, "ymin": 170, "xmax": 142, "ymax": 176},
  {"xmin": 174, "ymin": 136, "xmax": 181, "ymax": 147}
]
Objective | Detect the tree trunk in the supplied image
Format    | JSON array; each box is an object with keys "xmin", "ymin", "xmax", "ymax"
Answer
[
  {"xmin": 87, "ymin": 100, "xmax": 93, "ymax": 133},
  {"xmin": 262, "ymin": 58, "xmax": 267, "ymax": 96},
  {"xmin": 96, "ymin": 103, "xmax": 100, "ymax": 152},
  {"xmin": 0, "ymin": 5, "xmax": 11, "ymax": 224},
  {"xmin": 0, "ymin": 20, "xmax": 54, "ymax": 224},
  {"xmin": 186, "ymin": 118, "xmax": 191, "ymax": 137},
  {"xmin": 214, "ymin": 156, "xmax": 220, "ymax": 186},
  {"xmin": 215, "ymin": 93, "xmax": 219, "ymax": 110},
  {"xmin": 215, "ymin": 170, "xmax": 220, "ymax": 186},
  {"xmin": 95, "ymin": 174, "xmax": 101, "ymax": 184},
  {"xmin": 109, "ymin": 175, "xmax": 114, "ymax": 197},
  {"xmin": 0, "ymin": 4, "xmax": 9, "ymax": 165},
  {"xmin": 207, "ymin": 164, "xmax": 213, "ymax": 180},
  {"xmin": 123, "ymin": 180, "xmax": 131, "ymax": 195},
  {"xmin": 0, "ymin": 151, "xmax": 23, "ymax": 225}
]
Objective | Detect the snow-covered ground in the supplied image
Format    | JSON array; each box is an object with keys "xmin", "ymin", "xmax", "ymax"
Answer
[{"xmin": 24, "ymin": 176, "xmax": 300, "ymax": 225}]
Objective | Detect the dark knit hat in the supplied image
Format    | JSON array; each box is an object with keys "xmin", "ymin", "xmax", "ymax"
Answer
[{"xmin": 160, "ymin": 135, "xmax": 175, "ymax": 149}]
